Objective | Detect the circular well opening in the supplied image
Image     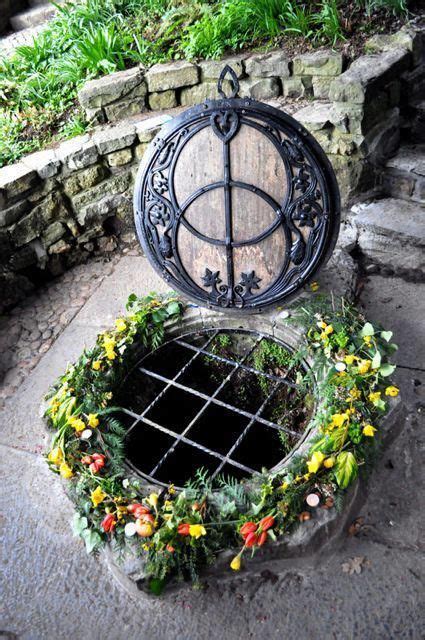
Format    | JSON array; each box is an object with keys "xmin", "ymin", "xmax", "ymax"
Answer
[{"xmin": 117, "ymin": 329, "xmax": 313, "ymax": 488}]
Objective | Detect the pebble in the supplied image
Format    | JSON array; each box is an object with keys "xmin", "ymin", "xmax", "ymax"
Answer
[{"xmin": 0, "ymin": 251, "xmax": 124, "ymax": 401}]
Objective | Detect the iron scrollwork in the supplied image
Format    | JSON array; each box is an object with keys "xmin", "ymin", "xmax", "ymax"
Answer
[{"xmin": 134, "ymin": 69, "xmax": 340, "ymax": 313}]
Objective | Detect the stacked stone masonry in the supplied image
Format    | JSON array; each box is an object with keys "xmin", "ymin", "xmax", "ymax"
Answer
[{"xmin": 1, "ymin": 23, "xmax": 424, "ymax": 310}]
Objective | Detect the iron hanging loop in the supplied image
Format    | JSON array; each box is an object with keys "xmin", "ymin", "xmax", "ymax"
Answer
[{"xmin": 217, "ymin": 65, "xmax": 240, "ymax": 99}]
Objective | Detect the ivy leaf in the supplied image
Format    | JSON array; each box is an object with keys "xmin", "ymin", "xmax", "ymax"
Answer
[
  {"xmin": 71, "ymin": 513, "xmax": 88, "ymax": 537},
  {"xmin": 360, "ymin": 322, "xmax": 374, "ymax": 337},
  {"xmin": 380, "ymin": 330, "xmax": 393, "ymax": 342},
  {"xmin": 149, "ymin": 578, "xmax": 165, "ymax": 596},
  {"xmin": 372, "ymin": 350, "xmax": 381, "ymax": 370},
  {"xmin": 166, "ymin": 301, "xmax": 180, "ymax": 316},
  {"xmin": 379, "ymin": 363, "xmax": 396, "ymax": 377},
  {"xmin": 374, "ymin": 398, "xmax": 386, "ymax": 411},
  {"xmin": 334, "ymin": 452, "xmax": 358, "ymax": 489},
  {"xmin": 331, "ymin": 426, "xmax": 348, "ymax": 450},
  {"xmin": 81, "ymin": 528, "xmax": 102, "ymax": 554},
  {"xmin": 126, "ymin": 293, "xmax": 137, "ymax": 310},
  {"xmin": 309, "ymin": 434, "xmax": 334, "ymax": 454},
  {"xmin": 251, "ymin": 501, "xmax": 264, "ymax": 516}
]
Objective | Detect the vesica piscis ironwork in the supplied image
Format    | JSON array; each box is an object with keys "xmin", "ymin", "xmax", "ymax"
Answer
[{"xmin": 134, "ymin": 66, "xmax": 340, "ymax": 313}]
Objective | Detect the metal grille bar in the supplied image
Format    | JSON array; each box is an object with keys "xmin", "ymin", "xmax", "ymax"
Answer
[
  {"xmin": 123, "ymin": 329, "xmax": 306, "ymax": 487},
  {"xmin": 148, "ymin": 334, "xmax": 263, "ymax": 477}
]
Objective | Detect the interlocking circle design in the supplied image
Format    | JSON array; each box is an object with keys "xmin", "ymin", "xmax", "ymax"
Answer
[{"xmin": 134, "ymin": 71, "xmax": 340, "ymax": 313}]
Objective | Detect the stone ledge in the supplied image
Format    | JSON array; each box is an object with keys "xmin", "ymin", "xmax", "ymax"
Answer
[
  {"xmin": 145, "ymin": 60, "xmax": 199, "ymax": 92},
  {"xmin": 329, "ymin": 48, "xmax": 410, "ymax": 104}
]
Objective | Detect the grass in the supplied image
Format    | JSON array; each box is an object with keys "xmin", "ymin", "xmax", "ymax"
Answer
[{"xmin": 0, "ymin": 0, "xmax": 412, "ymax": 167}]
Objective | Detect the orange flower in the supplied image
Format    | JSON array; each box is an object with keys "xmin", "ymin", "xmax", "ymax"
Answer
[
  {"xmin": 177, "ymin": 523, "xmax": 191, "ymax": 536},
  {"xmin": 101, "ymin": 513, "xmax": 116, "ymax": 533}
]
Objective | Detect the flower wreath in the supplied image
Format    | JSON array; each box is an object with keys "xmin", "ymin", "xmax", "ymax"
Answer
[{"xmin": 44, "ymin": 292, "xmax": 399, "ymax": 594}]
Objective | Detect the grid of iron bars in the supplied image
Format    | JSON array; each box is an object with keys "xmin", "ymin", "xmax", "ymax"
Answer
[{"xmin": 123, "ymin": 328, "xmax": 307, "ymax": 486}]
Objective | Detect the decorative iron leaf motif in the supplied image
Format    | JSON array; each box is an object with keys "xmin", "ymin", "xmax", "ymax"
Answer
[
  {"xmin": 153, "ymin": 172, "xmax": 168, "ymax": 194},
  {"xmin": 293, "ymin": 167, "xmax": 311, "ymax": 193},
  {"xmin": 290, "ymin": 239, "xmax": 305, "ymax": 265},
  {"xmin": 159, "ymin": 235, "xmax": 173, "ymax": 259},
  {"xmin": 211, "ymin": 110, "xmax": 239, "ymax": 142},
  {"xmin": 201, "ymin": 268, "xmax": 222, "ymax": 290},
  {"xmin": 238, "ymin": 271, "xmax": 262, "ymax": 295},
  {"xmin": 147, "ymin": 200, "xmax": 170, "ymax": 226},
  {"xmin": 292, "ymin": 201, "xmax": 318, "ymax": 228},
  {"xmin": 217, "ymin": 64, "xmax": 240, "ymax": 99}
]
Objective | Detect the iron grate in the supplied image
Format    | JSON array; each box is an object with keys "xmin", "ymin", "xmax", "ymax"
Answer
[{"xmin": 121, "ymin": 328, "xmax": 309, "ymax": 487}]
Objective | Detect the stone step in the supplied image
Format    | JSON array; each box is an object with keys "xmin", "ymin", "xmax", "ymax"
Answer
[
  {"xmin": 0, "ymin": 23, "xmax": 47, "ymax": 55},
  {"xmin": 10, "ymin": 4, "xmax": 57, "ymax": 32},
  {"xmin": 383, "ymin": 145, "xmax": 425, "ymax": 204},
  {"xmin": 350, "ymin": 198, "xmax": 425, "ymax": 275}
]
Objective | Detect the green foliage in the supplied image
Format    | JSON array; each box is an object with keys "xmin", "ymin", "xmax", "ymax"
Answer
[{"xmin": 0, "ymin": 0, "xmax": 412, "ymax": 165}]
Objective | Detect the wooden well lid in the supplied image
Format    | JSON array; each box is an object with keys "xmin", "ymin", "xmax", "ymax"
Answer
[{"xmin": 134, "ymin": 66, "xmax": 340, "ymax": 313}]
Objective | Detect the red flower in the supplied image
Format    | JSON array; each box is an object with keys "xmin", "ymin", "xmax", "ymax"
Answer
[
  {"xmin": 101, "ymin": 513, "xmax": 116, "ymax": 533},
  {"xmin": 257, "ymin": 531, "xmax": 268, "ymax": 546},
  {"xmin": 177, "ymin": 523, "xmax": 191, "ymax": 536},
  {"xmin": 81, "ymin": 453, "xmax": 106, "ymax": 474},
  {"xmin": 128, "ymin": 503, "xmax": 151, "ymax": 518},
  {"xmin": 166, "ymin": 544, "xmax": 175, "ymax": 553},
  {"xmin": 259, "ymin": 516, "xmax": 275, "ymax": 531},
  {"xmin": 239, "ymin": 515, "xmax": 275, "ymax": 548},
  {"xmin": 240, "ymin": 521, "xmax": 257, "ymax": 538},
  {"xmin": 81, "ymin": 455, "xmax": 92, "ymax": 465}
]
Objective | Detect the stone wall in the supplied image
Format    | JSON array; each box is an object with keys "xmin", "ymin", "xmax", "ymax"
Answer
[
  {"xmin": 1, "ymin": 23, "xmax": 424, "ymax": 310},
  {"xmin": 0, "ymin": 115, "xmax": 170, "ymax": 309}
]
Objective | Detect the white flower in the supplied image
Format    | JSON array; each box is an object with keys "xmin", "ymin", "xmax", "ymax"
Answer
[
  {"xmin": 122, "ymin": 478, "xmax": 129, "ymax": 488},
  {"xmin": 335, "ymin": 362, "xmax": 346, "ymax": 372},
  {"xmin": 80, "ymin": 429, "xmax": 92, "ymax": 440},
  {"xmin": 124, "ymin": 522, "xmax": 137, "ymax": 537},
  {"xmin": 279, "ymin": 310, "xmax": 290, "ymax": 319},
  {"xmin": 306, "ymin": 493, "xmax": 320, "ymax": 507}
]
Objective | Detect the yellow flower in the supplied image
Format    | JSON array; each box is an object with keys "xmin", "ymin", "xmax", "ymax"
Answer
[
  {"xmin": 317, "ymin": 321, "xmax": 327, "ymax": 330},
  {"xmin": 320, "ymin": 331, "xmax": 328, "ymax": 341},
  {"xmin": 344, "ymin": 354, "xmax": 356, "ymax": 365},
  {"xmin": 163, "ymin": 514, "xmax": 172, "ymax": 522},
  {"xmin": 115, "ymin": 318, "xmax": 126, "ymax": 332},
  {"xmin": 368, "ymin": 391, "xmax": 381, "ymax": 403},
  {"xmin": 48, "ymin": 447, "xmax": 64, "ymax": 466},
  {"xmin": 168, "ymin": 484, "xmax": 176, "ymax": 495},
  {"xmin": 331, "ymin": 412, "xmax": 349, "ymax": 428},
  {"xmin": 92, "ymin": 360, "xmax": 101, "ymax": 371},
  {"xmin": 310, "ymin": 281, "xmax": 319, "ymax": 292},
  {"xmin": 348, "ymin": 387, "xmax": 361, "ymax": 400},
  {"xmin": 106, "ymin": 348, "xmax": 116, "ymax": 360},
  {"xmin": 103, "ymin": 335, "xmax": 116, "ymax": 348},
  {"xmin": 324, "ymin": 325, "xmax": 334, "ymax": 335},
  {"xmin": 59, "ymin": 462, "xmax": 73, "ymax": 479},
  {"xmin": 358, "ymin": 360, "xmax": 371, "ymax": 375},
  {"xmin": 147, "ymin": 493, "xmax": 159, "ymax": 508},
  {"xmin": 91, "ymin": 486, "xmax": 106, "ymax": 507},
  {"xmin": 294, "ymin": 475, "xmax": 302, "ymax": 483},
  {"xmin": 280, "ymin": 481, "xmax": 289, "ymax": 491},
  {"xmin": 363, "ymin": 335, "xmax": 372, "ymax": 345},
  {"xmin": 385, "ymin": 386, "xmax": 399, "ymax": 397},
  {"xmin": 189, "ymin": 524, "xmax": 207, "ymax": 539},
  {"xmin": 230, "ymin": 554, "xmax": 242, "ymax": 571},
  {"xmin": 363, "ymin": 424, "xmax": 377, "ymax": 437},
  {"xmin": 164, "ymin": 500, "xmax": 173, "ymax": 510},
  {"xmin": 87, "ymin": 413, "xmax": 99, "ymax": 428},
  {"xmin": 323, "ymin": 456, "xmax": 335, "ymax": 469},
  {"xmin": 69, "ymin": 416, "xmax": 85, "ymax": 432},
  {"xmin": 307, "ymin": 451, "xmax": 325, "ymax": 474},
  {"xmin": 303, "ymin": 472, "xmax": 312, "ymax": 481}
]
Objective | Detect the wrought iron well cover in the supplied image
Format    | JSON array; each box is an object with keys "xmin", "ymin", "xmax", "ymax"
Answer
[{"xmin": 134, "ymin": 66, "xmax": 340, "ymax": 312}]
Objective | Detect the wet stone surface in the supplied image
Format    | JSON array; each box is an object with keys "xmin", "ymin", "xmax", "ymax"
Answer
[{"xmin": 0, "ymin": 244, "xmax": 138, "ymax": 408}]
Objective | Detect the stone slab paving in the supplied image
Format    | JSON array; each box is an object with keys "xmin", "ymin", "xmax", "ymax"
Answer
[{"xmin": 0, "ymin": 254, "xmax": 424, "ymax": 639}]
